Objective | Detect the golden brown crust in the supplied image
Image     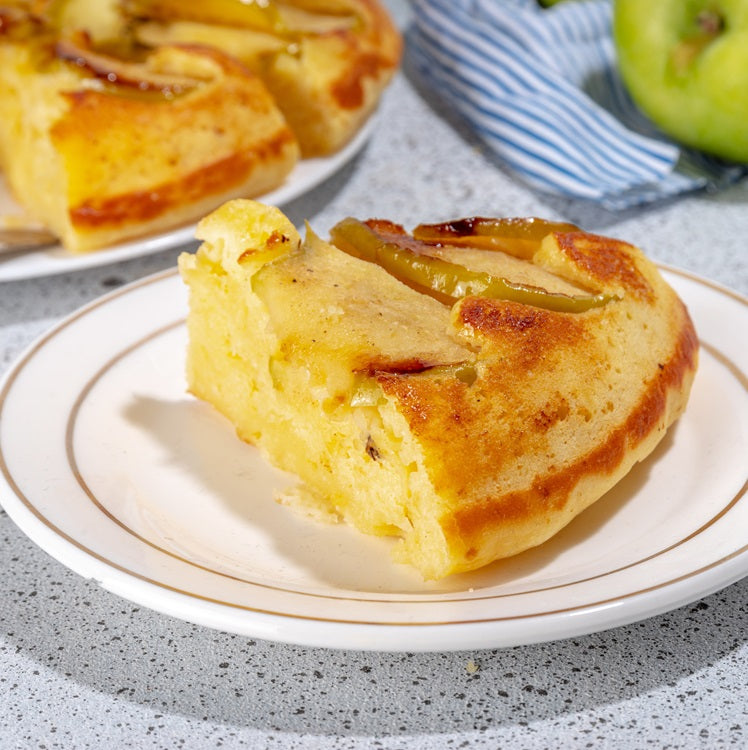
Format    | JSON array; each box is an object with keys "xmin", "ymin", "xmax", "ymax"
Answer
[
  {"xmin": 553, "ymin": 231, "xmax": 654, "ymax": 300},
  {"xmin": 375, "ymin": 302, "xmax": 589, "ymax": 501},
  {"xmin": 455, "ymin": 297, "xmax": 587, "ymax": 363},
  {"xmin": 451, "ymin": 309, "xmax": 697, "ymax": 539},
  {"xmin": 325, "ymin": 0, "xmax": 401, "ymax": 109},
  {"xmin": 67, "ymin": 129, "xmax": 296, "ymax": 229}
]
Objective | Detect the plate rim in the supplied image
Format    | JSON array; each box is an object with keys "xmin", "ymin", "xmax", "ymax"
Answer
[{"xmin": 1, "ymin": 264, "xmax": 747, "ymax": 651}]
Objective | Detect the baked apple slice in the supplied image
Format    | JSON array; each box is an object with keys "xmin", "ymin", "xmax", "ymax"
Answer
[{"xmin": 330, "ymin": 217, "xmax": 615, "ymax": 311}]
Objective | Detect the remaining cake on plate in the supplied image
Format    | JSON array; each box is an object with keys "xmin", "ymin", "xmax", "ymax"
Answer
[
  {"xmin": 0, "ymin": 6, "xmax": 298, "ymax": 252},
  {"xmin": 0, "ymin": 0, "xmax": 400, "ymax": 251},
  {"xmin": 178, "ymin": 200, "xmax": 698, "ymax": 580}
]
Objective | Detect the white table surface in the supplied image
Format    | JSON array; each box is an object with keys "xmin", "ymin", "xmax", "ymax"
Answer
[{"xmin": 1, "ymin": 2, "xmax": 747, "ymax": 747}]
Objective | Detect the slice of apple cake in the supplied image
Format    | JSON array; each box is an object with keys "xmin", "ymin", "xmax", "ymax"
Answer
[
  {"xmin": 0, "ymin": 8, "xmax": 299, "ymax": 252},
  {"xmin": 178, "ymin": 200, "xmax": 698, "ymax": 579}
]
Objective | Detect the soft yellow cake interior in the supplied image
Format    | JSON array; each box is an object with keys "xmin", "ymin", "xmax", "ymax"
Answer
[{"xmin": 179, "ymin": 200, "xmax": 698, "ymax": 580}]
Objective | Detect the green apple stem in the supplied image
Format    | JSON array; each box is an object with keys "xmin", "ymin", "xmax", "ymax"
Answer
[
  {"xmin": 671, "ymin": 8, "xmax": 724, "ymax": 75},
  {"xmin": 696, "ymin": 9, "xmax": 723, "ymax": 36}
]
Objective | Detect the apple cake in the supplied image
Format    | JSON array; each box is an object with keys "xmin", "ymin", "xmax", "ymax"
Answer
[
  {"xmin": 0, "ymin": 0, "xmax": 400, "ymax": 251},
  {"xmin": 178, "ymin": 200, "xmax": 698, "ymax": 580}
]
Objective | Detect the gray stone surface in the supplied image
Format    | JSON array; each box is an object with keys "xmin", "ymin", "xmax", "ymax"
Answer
[{"xmin": 1, "ymin": 2, "xmax": 747, "ymax": 747}]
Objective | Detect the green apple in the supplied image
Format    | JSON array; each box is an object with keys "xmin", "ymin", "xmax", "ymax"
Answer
[{"xmin": 613, "ymin": 0, "xmax": 748, "ymax": 163}]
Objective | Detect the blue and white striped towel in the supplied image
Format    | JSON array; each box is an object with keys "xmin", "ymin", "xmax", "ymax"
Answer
[{"xmin": 409, "ymin": 0, "xmax": 746, "ymax": 209}]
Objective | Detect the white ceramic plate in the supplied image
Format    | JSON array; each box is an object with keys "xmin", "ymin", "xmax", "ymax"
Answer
[
  {"xmin": 0, "ymin": 267, "xmax": 746, "ymax": 651},
  {"xmin": 0, "ymin": 120, "xmax": 372, "ymax": 282}
]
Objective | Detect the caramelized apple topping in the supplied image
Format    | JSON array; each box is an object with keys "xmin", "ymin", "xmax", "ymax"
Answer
[
  {"xmin": 55, "ymin": 35, "xmax": 200, "ymax": 96},
  {"xmin": 329, "ymin": 217, "xmax": 615, "ymax": 313},
  {"xmin": 413, "ymin": 217, "xmax": 580, "ymax": 260},
  {"xmin": 277, "ymin": 0, "xmax": 360, "ymax": 32},
  {"xmin": 124, "ymin": 0, "xmax": 289, "ymax": 35}
]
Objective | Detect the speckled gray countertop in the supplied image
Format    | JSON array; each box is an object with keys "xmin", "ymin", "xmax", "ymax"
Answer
[{"xmin": 1, "ymin": 2, "xmax": 747, "ymax": 748}]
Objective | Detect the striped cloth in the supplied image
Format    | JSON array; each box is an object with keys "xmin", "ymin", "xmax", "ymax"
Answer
[{"xmin": 408, "ymin": 0, "xmax": 746, "ymax": 209}]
